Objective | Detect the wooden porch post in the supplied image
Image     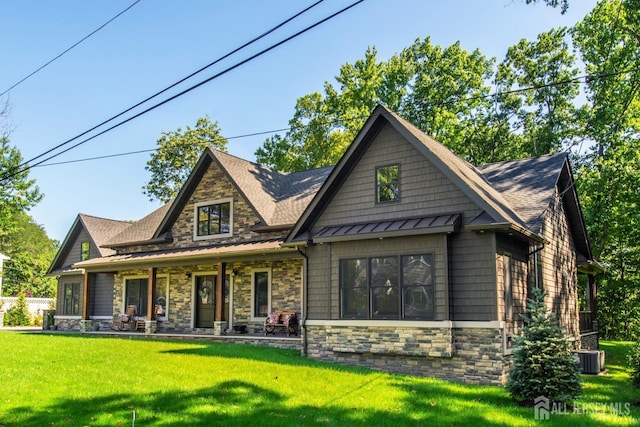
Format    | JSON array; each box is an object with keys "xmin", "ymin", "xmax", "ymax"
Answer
[
  {"xmin": 588, "ymin": 274, "xmax": 597, "ymax": 329},
  {"xmin": 148, "ymin": 267, "xmax": 157, "ymax": 321},
  {"xmin": 215, "ymin": 262, "xmax": 225, "ymax": 322},
  {"xmin": 81, "ymin": 272, "xmax": 91, "ymax": 320}
]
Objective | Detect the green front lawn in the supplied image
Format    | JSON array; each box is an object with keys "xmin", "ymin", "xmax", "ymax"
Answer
[{"xmin": 0, "ymin": 332, "xmax": 638, "ymax": 426}]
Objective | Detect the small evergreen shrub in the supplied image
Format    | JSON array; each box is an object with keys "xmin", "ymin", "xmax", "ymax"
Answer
[
  {"xmin": 627, "ymin": 340, "xmax": 640, "ymax": 387},
  {"xmin": 5, "ymin": 291, "xmax": 32, "ymax": 326},
  {"xmin": 506, "ymin": 287, "xmax": 581, "ymax": 405}
]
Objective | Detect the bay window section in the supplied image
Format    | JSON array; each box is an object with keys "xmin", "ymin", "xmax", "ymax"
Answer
[
  {"xmin": 402, "ymin": 255, "xmax": 434, "ymax": 319},
  {"xmin": 340, "ymin": 253, "xmax": 435, "ymax": 320},
  {"xmin": 341, "ymin": 258, "xmax": 367, "ymax": 318},
  {"xmin": 371, "ymin": 257, "xmax": 399, "ymax": 318}
]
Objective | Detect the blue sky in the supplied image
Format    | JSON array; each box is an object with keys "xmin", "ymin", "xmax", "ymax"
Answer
[{"xmin": 0, "ymin": 0, "xmax": 597, "ymax": 243}]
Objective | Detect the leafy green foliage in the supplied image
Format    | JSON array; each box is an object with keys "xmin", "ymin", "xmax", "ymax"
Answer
[
  {"xmin": 572, "ymin": 0, "xmax": 640, "ymax": 340},
  {"xmin": 4, "ymin": 291, "xmax": 31, "ymax": 326},
  {"xmin": 0, "ymin": 210, "xmax": 59, "ymax": 297},
  {"xmin": 0, "ymin": 136, "xmax": 42, "ymax": 241},
  {"xmin": 507, "ymin": 288, "xmax": 581, "ymax": 405},
  {"xmin": 627, "ymin": 340, "xmax": 640, "ymax": 387},
  {"xmin": 256, "ymin": 31, "xmax": 581, "ymax": 171},
  {"xmin": 143, "ymin": 116, "xmax": 228, "ymax": 203}
]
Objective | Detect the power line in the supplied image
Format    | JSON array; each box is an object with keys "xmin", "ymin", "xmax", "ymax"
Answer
[
  {"xmin": 6, "ymin": 0, "xmax": 327, "ymax": 178},
  {"xmin": 32, "ymin": 127, "xmax": 291, "ymax": 168},
  {"xmin": 0, "ymin": 0, "xmax": 142, "ymax": 97},
  {"xmin": 28, "ymin": 66, "xmax": 640, "ymax": 171}
]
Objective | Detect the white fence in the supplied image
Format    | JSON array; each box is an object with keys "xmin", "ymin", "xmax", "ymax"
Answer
[{"xmin": 0, "ymin": 297, "xmax": 55, "ymax": 317}]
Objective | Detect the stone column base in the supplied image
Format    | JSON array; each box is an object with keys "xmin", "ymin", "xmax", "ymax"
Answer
[
  {"xmin": 145, "ymin": 320, "xmax": 157, "ymax": 335},
  {"xmin": 80, "ymin": 320, "xmax": 92, "ymax": 333},
  {"xmin": 213, "ymin": 321, "xmax": 227, "ymax": 336}
]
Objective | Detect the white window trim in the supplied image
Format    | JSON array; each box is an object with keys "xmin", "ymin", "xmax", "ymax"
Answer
[
  {"xmin": 250, "ymin": 268, "xmax": 271, "ymax": 322},
  {"xmin": 193, "ymin": 198, "xmax": 233, "ymax": 241}
]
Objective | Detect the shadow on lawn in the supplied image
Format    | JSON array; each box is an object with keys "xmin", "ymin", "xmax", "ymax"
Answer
[{"xmin": 3, "ymin": 378, "xmax": 519, "ymax": 427}]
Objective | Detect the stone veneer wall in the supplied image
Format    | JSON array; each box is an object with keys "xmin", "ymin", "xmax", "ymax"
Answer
[
  {"xmin": 580, "ymin": 332, "xmax": 598, "ymax": 350},
  {"xmin": 304, "ymin": 324, "xmax": 508, "ymax": 385},
  {"xmin": 111, "ymin": 258, "xmax": 302, "ymax": 334}
]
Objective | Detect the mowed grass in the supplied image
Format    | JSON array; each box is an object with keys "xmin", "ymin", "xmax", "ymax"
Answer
[{"xmin": 0, "ymin": 332, "xmax": 638, "ymax": 426}]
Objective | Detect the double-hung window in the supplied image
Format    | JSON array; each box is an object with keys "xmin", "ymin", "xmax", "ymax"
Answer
[
  {"xmin": 62, "ymin": 283, "xmax": 81, "ymax": 315},
  {"xmin": 341, "ymin": 254, "xmax": 434, "ymax": 320},
  {"xmin": 194, "ymin": 198, "xmax": 232, "ymax": 240},
  {"xmin": 376, "ymin": 164, "xmax": 399, "ymax": 203}
]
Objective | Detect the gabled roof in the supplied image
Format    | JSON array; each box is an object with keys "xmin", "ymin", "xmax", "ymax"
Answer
[
  {"xmin": 47, "ymin": 214, "xmax": 131, "ymax": 274},
  {"xmin": 286, "ymin": 104, "xmax": 536, "ymax": 244},
  {"xmin": 104, "ymin": 203, "xmax": 171, "ymax": 248},
  {"xmin": 153, "ymin": 149, "xmax": 331, "ymax": 239},
  {"xmin": 477, "ymin": 153, "xmax": 567, "ymax": 234}
]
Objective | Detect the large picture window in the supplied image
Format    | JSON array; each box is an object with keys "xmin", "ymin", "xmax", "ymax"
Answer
[
  {"xmin": 340, "ymin": 254, "xmax": 434, "ymax": 320},
  {"xmin": 62, "ymin": 282, "xmax": 81, "ymax": 315},
  {"xmin": 194, "ymin": 199, "xmax": 232, "ymax": 239}
]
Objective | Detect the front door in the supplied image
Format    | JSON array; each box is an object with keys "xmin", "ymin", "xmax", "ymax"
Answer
[{"xmin": 195, "ymin": 275, "xmax": 215, "ymax": 328}]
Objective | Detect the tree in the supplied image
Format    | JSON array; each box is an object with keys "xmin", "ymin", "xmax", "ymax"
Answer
[
  {"xmin": 4, "ymin": 290, "xmax": 31, "ymax": 326},
  {"xmin": 572, "ymin": 0, "xmax": 640, "ymax": 339},
  {"xmin": 256, "ymin": 47, "xmax": 412, "ymax": 171},
  {"xmin": 0, "ymin": 210, "xmax": 59, "ymax": 297},
  {"xmin": 256, "ymin": 33, "xmax": 581, "ymax": 170},
  {"xmin": 495, "ymin": 27, "xmax": 584, "ymax": 157},
  {"xmin": 507, "ymin": 288, "xmax": 581, "ymax": 405},
  {"xmin": 143, "ymin": 116, "xmax": 228, "ymax": 203}
]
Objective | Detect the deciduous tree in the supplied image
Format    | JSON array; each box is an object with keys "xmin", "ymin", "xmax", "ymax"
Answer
[{"xmin": 143, "ymin": 116, "xmax": 228, "ymax": 203}]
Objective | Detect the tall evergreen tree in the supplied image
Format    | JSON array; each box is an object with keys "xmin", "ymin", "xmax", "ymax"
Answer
[{"xmin": 507, "ymin": 288, "xmax": 581, "ymax": 405}]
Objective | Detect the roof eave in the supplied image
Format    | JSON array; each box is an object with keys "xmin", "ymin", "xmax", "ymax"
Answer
[{"xmin": 465, "ymin": 222, "xmax": 545, "ymax": 243}]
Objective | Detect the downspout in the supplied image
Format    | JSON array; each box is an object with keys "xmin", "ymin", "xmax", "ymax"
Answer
[
  {"xmin": 297, "ymin": 246, "xmax": 309, "ymax": 357},
  {"xmin": 528, "ymin": 243, "xmax": 545, "ymax": 290}
]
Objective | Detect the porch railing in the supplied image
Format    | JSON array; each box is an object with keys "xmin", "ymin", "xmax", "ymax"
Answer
[{"xmin": 580, "ymin": 310, "xmax": 595, "ymax": 333}]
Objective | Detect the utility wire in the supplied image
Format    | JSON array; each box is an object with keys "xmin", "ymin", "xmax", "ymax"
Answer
[
  {"xmin": 0, "ymin": 0, "xmax": 142, "ymax": 97},
  {"xmin": 33, "ymin": 127, "xmax": 290, "ymax": 168},
  {"xmin": 27, "ymin": 66, "xmax": 640, "ymax": 171},
  {"xmin": 7, "ymin": 0, "xmax": 326, "ymax": 177},
  {"xmin": 0, "ymin": 0, "xmax": 365, "ymax": 183}
]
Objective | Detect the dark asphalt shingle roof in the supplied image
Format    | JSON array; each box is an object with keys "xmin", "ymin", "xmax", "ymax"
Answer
[{"xmin": 477, "ymin": 153, "xmax": 567, "ymax": 234}]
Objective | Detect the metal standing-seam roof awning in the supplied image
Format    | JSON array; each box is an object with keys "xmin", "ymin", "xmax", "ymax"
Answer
[{"xmin": 312, "ymin": 214, "xmax": 462, "ymax": 243}]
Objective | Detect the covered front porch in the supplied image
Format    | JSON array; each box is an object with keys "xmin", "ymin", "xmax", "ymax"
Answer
[{"xmin": 74, "ymin": 242, "xmax": 304, "ymax": 338}]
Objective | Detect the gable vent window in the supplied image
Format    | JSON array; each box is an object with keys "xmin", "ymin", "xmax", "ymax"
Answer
[
  {"xmin": 194, "ymin": 198, "xmax": 233, "ymax": 240},
  {"xmin": 376, "ymin": 164, "xmax": 399, "ymax": 203}
]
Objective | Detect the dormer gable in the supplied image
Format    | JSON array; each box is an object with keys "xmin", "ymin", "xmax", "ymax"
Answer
[{"xmin": 47, "ymin": 214, "xmax": 130, "ymax": 274}]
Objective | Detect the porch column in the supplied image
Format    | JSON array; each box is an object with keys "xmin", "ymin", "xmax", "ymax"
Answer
[
  {"xmin": 147, "ymin": 267, "xmax": 157, "ymax": 321},
  {"xmin": 588, "ymin": 274, "xmax": 597, "ymax": 330},
  {"xmin": 81, "ymin": 272, "xmax": 91, "ymax": 320},
  {"xmin": 145, "ymin": 267, "xmax": 158, "ymax": 335},
  {"xmin": 215, "ymin": 262, "xmax": 225, "ymax": 322}
]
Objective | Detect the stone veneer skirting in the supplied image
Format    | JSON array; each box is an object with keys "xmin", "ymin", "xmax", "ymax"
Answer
[{"xmin": 303, "ymin": 322, "xmax": 508, "ymax": 385}]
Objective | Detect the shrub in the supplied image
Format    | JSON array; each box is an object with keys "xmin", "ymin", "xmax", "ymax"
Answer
[
  {"xmin": 4, "ymin": 291, "xmax": 31, "ymax": 326},
  {"xmin": 627, "ymin": 340, "xmax": 640, "ymax": 386},
  {"xmin": 506, "ymin": 287, "xmax": 581, "ymax": 405}
]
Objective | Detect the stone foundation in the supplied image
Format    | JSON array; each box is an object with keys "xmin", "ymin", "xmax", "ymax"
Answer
[
  {"xmin": 304, "ymin": 323, "xmax": 508, "ymax": 385},
  {"xmin": 580, "ymin": 332, "xmax": 599, "ymax": 350}
]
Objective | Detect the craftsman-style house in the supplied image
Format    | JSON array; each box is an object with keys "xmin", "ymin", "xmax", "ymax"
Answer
[{"xmin": 48, "ymin": 105, "xmax": 600, "ymax": 384}]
